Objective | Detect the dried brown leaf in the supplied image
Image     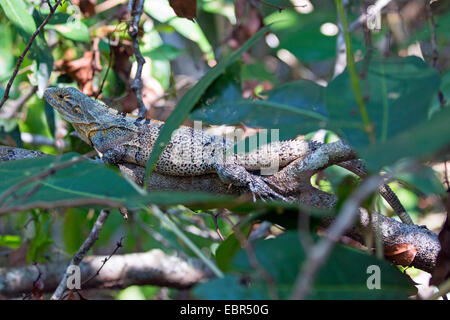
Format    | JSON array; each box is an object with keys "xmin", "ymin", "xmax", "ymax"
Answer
[
  {"xmin": 169, "ymin": 0, "xmax": 197, "ymax": 21},
  {"xmin": 384, "ymin": 243, "xmax": 418, "ymax": 267},
  {"xmin": 71, "ymin": 0, "xmax": 97, "ymax": 17},
  {"xmin": 55, "ymin": 51, "xmax": 102, "ymax": 96}
]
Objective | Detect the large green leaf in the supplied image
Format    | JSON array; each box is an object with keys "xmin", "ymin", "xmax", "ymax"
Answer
[
  {"xmin": 325, "ymin": 56, "xmax": 440, "ymax": 147},
  {"xmin": 45, "ymin": 21, "xmax": 90, "ymax": 42},
  {"xmin": 35, "ymin": 8, "xmax": 90, "ymax": 42},
  {"xmin": 215, "ymin": 225, "xmax": 252, "ymax": 272},
  {"xmin": 143, "ymin": 25, "xmax": 271, "ymax": 187},
  {"xmin": 191, "ymin": 80, "xmax": 327, "ymax": 141},
  {"xmin": 0, "ymin": 0, "xmax": 36, "ymax": 38},
  {"xmin": 0, "ymin": 154, "xmax": 137, "ymax": 210},
  {"xmin": 194, "ymin": 232, "xmax": 416, "ymax": 299},
  {"xmin": 360, "ymin": 106, "xmax": 450, "ymax": 170}
]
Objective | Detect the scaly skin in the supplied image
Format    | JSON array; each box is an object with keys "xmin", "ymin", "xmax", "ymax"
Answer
[
  {"xmin": 43, "ymin": 87, "xmax": 415, "ymax": 224},
  {"xmin": 44, "ymin": 87, "xmax": 319, "ymax": 201}
]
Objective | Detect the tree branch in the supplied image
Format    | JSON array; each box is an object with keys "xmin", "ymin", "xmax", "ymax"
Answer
[
  {"xmin": 0, "ymin": 249, "xmax": 212, "ymax": 298},
  {"xmin": 51, "ymin": 209, "xmax": 111, "ymax": 300},
  {"xmin": 0, "ymin": 0, "xmax": 63, "ymax": 110},
  {"xmin": 128, "ymin": 0, "xmax": 147, "ymax": 117},
  {"xmin": 0, "ymin": 145, "xmax": 441, "ymax": 273}
]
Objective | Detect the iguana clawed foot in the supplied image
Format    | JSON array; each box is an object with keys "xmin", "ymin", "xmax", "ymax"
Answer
[{"xmin": 213, "ymin": 163, "xmax": 288, "ymax": 202}]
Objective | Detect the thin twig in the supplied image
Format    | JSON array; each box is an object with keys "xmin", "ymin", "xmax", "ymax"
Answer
[
  {"xmin": 20, "ymin": 132, "xmax": 69, "ymax": 149},
  {"xmin": 349, "ymin": 0, "xmax": 393, "ymax": 32},
  {"xmin": 0, "ymin": 0, "xmax": 63, "ymax": 110},
  {"xmin": 51, "ymin": 209, "xmax": 111, "ymax": 300},
  {"xmin": 81, "ymin": 237, "xmax": 124, "ymax": 286},
  {"xmin": 333, "ymin": 0, "xmax": 348, "ymax": 78},
  {"xmin": 128, "ymin": 0, "xmax": 147, "ymax": 117},
  {"xmin": 426, "ymin": 1, "xmax": 439, "ymax": 69},
  {"xmin": 0, "ymin": 86, "xmax": 37, "ymax": 119},
  {"xmin": 209, "ymin": 212, "xmax": 225, "ymax": 241},
  {"xmin": 444, "ymin": 162, "xmax": 449, "ymax": 191},
  {"xmin": 95, "ymin": 26, "xmax": 118, "ymax": 99}
]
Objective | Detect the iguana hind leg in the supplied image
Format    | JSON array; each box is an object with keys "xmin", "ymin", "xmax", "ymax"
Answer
[{"xmin": 213, "ymin": 163, "xmax": 288, "ymax": 201}]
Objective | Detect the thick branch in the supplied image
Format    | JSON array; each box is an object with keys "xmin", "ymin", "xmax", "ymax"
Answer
[
  {"xmin": 0, "ymin": 249, "xmax": 212, "ymax": 298},
  {"xmin": 0, "ymin": 145, "xmax": 440, "ymax": 272}
]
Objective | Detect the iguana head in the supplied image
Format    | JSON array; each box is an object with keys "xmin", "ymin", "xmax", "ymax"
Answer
[
  {"xmin": 44, "ymin": 87, "xmax": 111, "ymax": 125},
  {"xmin": 44, "ymin": 87, "xmax": 117, "ymax": 145}
]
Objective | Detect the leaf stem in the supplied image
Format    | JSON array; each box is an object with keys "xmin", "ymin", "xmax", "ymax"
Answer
[{"xmin": 335, "ymin": 0, "xmax": 375, "ymax": 144}]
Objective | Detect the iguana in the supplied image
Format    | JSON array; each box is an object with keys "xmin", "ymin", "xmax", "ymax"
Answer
[{"xmin": 44, "ymin": 87, "xmax": 414, "ymax": 225}]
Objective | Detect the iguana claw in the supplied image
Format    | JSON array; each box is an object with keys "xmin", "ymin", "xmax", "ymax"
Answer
[{"xmin": 248, "ymin": 175, "xmax": 289, "ymax": 202}]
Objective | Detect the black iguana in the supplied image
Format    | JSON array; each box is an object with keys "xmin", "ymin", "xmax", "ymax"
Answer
[{"xmin": 44, "ymin": 87, "xmax": 414, "ymax": 225}]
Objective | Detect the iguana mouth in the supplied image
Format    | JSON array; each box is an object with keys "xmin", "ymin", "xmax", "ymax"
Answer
[{"xmin": 43, "ymin": 88, "xmax": 58, "ymax": 109}]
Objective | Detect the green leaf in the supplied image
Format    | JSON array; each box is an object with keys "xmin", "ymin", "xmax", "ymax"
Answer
[
  {"xmin": 143, "ymin": 25, "xmax": 271, "ymax": 187},
  {"xmin": 144, "ymin": 0, "xmax": 214, "ymax": 60},
  {"xmin": 0, "ymin": 235, "xmax": 21, "ymax": 249},
  {"xmin": 33, "ymin": 7, "xmax": 90, "ymax": 43},
  {"xmin": 142, "ymin": 44, "xmax": 184, "ymax": 61},
  {"xmin": 27, "ymin": 213, "xmax": 53, "ymax": 262},
  {"xmin": 44, "ymin": 100, "xmax": 56, "ymax": 138},
  {"xmin": 0, "ymin": 22, "xmax": 14, "ymax": 80},
  {"xmin": 46, "ymin": 20, "xmax": 90, "ymax": 42},
  {"xmin": 325, "ymin": 56, "xmax": 440, "ymax": 147},
  {"xmin": 215, "ymin": 225, "xmax": 251, "ymax": 272},
  {"xmin": 194, "ymin": 274, "xmax": 269, "ymax": 299},
  {"xmin": 0, "ymin": 0, "xmax": 36, "ymax": 39},
  {"xmin": 265, "ymin": 9, "xmax": 345, "ymax": 62},
  {"xmin": 63, "ymin": 208, "xmax": 89, "ymax": 254},
  {"xmin": 360, "ymin": 106, "xmax": 450, "ymax": 170},
  {"xmin": 191, "ymin": 80, "xmax": 327, "ymax": 141},
  {"xmin": 392, "ymin": 162, "xmax": 446, "ymax": 196},
  {"xmin": 195, "ymin": 232, "xmax": 416, "ymax": 299},
  {"xmin": 241, "ymin": 62, "xmax": 278, "ymax": 83},
  {"xmin": 0, "ymin": 119, "xmax": 22, "ymax": 148},
  {"xmin": 0, "ymin": 153, "xmax": 138, "ymax": 210}
]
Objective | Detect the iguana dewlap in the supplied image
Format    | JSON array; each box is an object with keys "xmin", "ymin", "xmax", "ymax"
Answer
[{"xmin": 44, "ymin": 87, "xmax": 317, "ymax": 201}]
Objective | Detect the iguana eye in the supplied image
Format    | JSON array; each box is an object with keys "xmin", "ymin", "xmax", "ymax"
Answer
[
  {"xmin": 58, "ymin": 94, "xmax": 64, "ymax": 99},
  {"xmin": 72, "ymin": 106, "xmax": 83, "ymax": 114}
]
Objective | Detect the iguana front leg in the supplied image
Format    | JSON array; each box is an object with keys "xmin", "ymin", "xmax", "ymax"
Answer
[{"xmin": 101, "ymin": 145, "xmax": 143, "ymax": 166}]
